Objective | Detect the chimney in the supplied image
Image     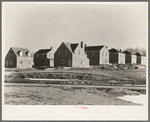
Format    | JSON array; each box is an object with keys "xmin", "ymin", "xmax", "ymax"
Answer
[
  {"xmin": 120, "ymin": 49, "xmax": 122, "ymax": 52},
  {"xmin": 84, "ymin": 44, "xmax": 87, "ymax": 51},
  {"xmin": 50, "ymin": 47, "xmax": 52, "ymax": 50},
  {"xmin": 81, "ymin": 41, "xmax": 83, "ymax": 48}
]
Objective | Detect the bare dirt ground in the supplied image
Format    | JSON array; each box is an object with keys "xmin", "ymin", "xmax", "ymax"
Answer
[{"xmin": 5, "ymin": 85, "xmax": 142, "ymax": 105}]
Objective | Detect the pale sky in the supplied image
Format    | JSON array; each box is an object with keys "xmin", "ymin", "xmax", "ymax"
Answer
[{"xmin": 3, "ymin": 2, "xmax": 148, "ymax": 55}]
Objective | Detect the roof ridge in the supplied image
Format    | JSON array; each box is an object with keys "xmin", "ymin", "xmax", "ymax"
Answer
[
  {"xmin": 63, "ymin": 42, "xmax": 79, "ymax": 53},
  {"xmin": 11, "ymin": 47, "xmax": 28, "ymax": 49},
  {"xmin": 87, "ymin": 45, "xmax": 104, "ymax": 47},
  {"xmin": 63, "ymin": 42, "xmax": 79, "ymax": 44}
]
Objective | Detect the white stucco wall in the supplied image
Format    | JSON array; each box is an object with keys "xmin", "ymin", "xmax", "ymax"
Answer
[
  {"xmin": 99, "ymin": 46, "xmax": 109, "ymax": 64},
  {"xmin": 118, "ymin": 53, "xmax": 125, "ymax": 64},
  {"xmin": 72, "ymin": 43, "xmax": 89, "ymax": 67},
  {"xmin": 131, "ymin": 55, "xmax": 137, "ymax": 64}
]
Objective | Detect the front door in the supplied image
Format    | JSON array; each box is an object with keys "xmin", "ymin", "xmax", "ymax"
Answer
[{"xmin": 68, "ymin": 59, "xmax": 72, "ymax": 67}]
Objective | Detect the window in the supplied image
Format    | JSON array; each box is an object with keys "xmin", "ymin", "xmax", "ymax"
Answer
[
  {"xmin": 102, "ymin": 52, "xmax": 104, "ymax": 56},
  {"xmin": 106, "ymin": 52, "xmax": 107, "ymax": 56},
  {"xmin": 65, "ymin": 50, "xmax": 68, "ymax": 55},
  {"xmin": 37, "ymin": 54, "xmax": 39, "ymax": 58},
  {"xmin": 105, "ymin": 59, "xmax": 107, "ymax": 63},
  {"xmin": 61, "ymin": 59, "xmax": 65, "ymax": 64},
  {"xmin": 78, "ymin": 50, "xmax": 80, "ymax": 55},
  {"xmin": 9, "ymin": 61, "xmax": 12, "ymax": 65},
  {"xmin": 81, "ymin": 59, "xmax": 82, "ymax": 64},
  {"xmin": 20, "ymin": 61, "xmax": 22, "ymax": 64},
  {"xmin": 58, "ymin": 50, "xmax": 61, "ymax": 55}
]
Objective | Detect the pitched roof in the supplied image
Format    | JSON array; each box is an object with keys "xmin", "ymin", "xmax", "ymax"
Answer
[
  {"xmin": 85, "ymin": 45, "xmax": 104, "ymax": 51},
  {"xmin": 109, "ymin": 48, "xmax": 122, "ymax": 53},
  {"xmin": 109, "ymin": 48, "xmax": 118, "ymax": 53},
  {"xmin": 123, "ymin": 51, "xmax": 131, "ymax": 55},
  {"xmin": 135, "ymin": 53, "xmax": 141, "ymax": 56},
  {"xmin": 35, "ymin": 49, "xmax": 52, "ymax": 54},
  {"xmin": 63, "ymin": 42, "xmax": 79, "ymax": 53},
  {"xmin": 11, "ymin": 47, "xmax": 30, "ymax": 57}
]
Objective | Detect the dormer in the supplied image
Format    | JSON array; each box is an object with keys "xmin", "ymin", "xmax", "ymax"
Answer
[
  {"xmin": 17, "ymin": 51, "xmax": 22, "ymax": 57},
  {"xmin": 25, "ymin": 51, "xmax": 30, "ymax": 57}
]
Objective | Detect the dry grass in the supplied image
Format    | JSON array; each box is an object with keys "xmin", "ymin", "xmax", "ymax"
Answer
[{"xmin": 5, "ymin": 85, "xmax": 142, "ymax": 105}]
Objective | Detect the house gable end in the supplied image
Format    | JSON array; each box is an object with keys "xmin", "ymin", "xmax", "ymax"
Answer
[{"xmin": 5, "ymin": 48, "xmax": 17, "ymax": 60}]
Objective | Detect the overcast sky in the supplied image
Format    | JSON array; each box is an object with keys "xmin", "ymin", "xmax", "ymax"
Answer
[{"xmin": 3, "ymin": 2, "xmax": 148, "ymax": 54}]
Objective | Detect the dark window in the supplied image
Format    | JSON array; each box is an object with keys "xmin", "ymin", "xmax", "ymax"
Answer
[
  {"xmin": 9, "ymin": 61, "xmax": 12, "ymax": 65},
  {"xmin": 58, "ymin": 50, "xmax": 61, "ymax": 55},
  {"xmin": 20, "ymin": 61, "xmax": 22, "ymax": 64},
  {"xmin": 61, "ymin": 59, "xmax": 65, "ymax": 64},
  {"xmin": 65, "ymin": 50, "xmax": 68, "ymax": 55}
]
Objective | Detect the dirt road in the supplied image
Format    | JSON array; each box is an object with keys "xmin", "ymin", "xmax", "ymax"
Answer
[{"xmin": 4, "ymin": 83, "xmax": 146, "ymax": 90}]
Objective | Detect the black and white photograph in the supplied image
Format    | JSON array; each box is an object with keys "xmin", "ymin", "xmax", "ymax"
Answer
[{"xmin": 2, "ymin": 1, "xmax": 148, "ymax": 120}]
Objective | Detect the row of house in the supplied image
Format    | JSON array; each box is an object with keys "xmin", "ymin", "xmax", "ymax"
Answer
[{"xmin": 5, "ymin": 41, "xmax": 146, "ymax": 68}]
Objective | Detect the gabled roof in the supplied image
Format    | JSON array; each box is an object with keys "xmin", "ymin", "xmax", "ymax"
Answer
[
  {"xmin": 135, "ymin": 53, "xmax": 146, "ymax": 57},
  {"xmin": 123, "ymin": 51, "xmax": 131, "ymax": 55},
  {"xmin": 109, "ymin": 48, "xmax": 120, "ymax": 53},
  {"xmin": 35, "ymin": 49, "xmax": 52, "ymax": 54},
  {"xmin": 85, "ymin": 45, "xmax": 104, "ymax": 51},
  {"xmin": 11, "ymin": 47, "xmax": 30, "ymax": 57},
  {"xmin": 63, "ymin": 42, "xmax": 79, "ymax": 53},
  {"xmin": 135, "ymin": 53, "xmax": 141, "ymax": 56}
]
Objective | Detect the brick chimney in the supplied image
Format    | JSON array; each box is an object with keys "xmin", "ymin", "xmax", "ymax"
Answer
[
  {"xmin": 84, "ymin": 44, "xmax": 87, "ymax": 51},
  {"xmin": 81, "ymin": 41, "xmax": 83, "ymax": 48}
]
